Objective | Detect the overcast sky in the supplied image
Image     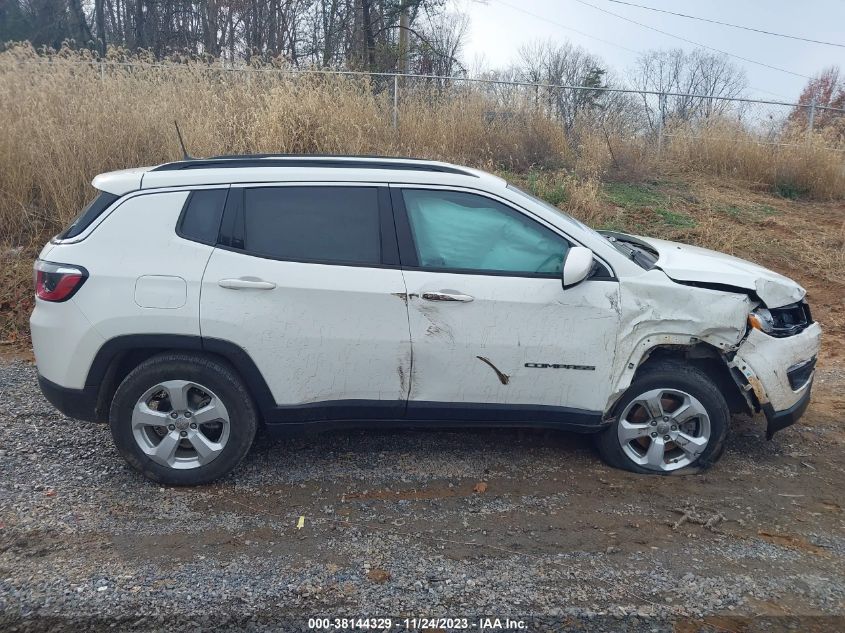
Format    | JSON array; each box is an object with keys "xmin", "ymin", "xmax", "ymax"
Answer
[{"xmin": 451, "ymin": 0, "xmax": 845, "ymax": 102}]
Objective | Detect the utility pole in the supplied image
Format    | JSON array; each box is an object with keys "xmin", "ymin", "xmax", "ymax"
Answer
[
  {"xmin": 394, "ymin": 2, "xmax": 410, "ymax": 132},
  {"xmin": 806, "ymin": 96, "xmax": 817, "ymax": 145},
  {"xmin": 398, "ymin": 2, "xmax": 410, "ymax": 76},
  {"xmin": 95, "ymin": 0, "xmax": 106, "ymax": 57}
]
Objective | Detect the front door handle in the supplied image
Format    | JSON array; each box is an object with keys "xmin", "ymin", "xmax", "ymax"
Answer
[
  {"xmin": 218, "ymin": 277, "xmax": 276, "ymax": 290},
  {"xmin": 421, "ymin": 290, "xmax": 474, "ymax": 303}
]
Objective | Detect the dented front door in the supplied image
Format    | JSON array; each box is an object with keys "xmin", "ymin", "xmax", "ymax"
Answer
[
  {"xmin": 401, "ymin": 272, "xmax": 620, "ymax": 416},
  {"xmin": 392, "ymin": 186, "xmax": 620, "ymax": 419}
]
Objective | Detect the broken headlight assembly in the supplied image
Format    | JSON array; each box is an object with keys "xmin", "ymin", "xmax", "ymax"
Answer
[{"xmin": 748, "ymin": 301, "xmax": 812, "ymax": 338}]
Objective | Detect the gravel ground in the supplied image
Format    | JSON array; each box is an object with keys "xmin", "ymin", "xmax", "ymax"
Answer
[{"xmin": 1, "ymin": 359, "xmax": 844, "ymax": 632}]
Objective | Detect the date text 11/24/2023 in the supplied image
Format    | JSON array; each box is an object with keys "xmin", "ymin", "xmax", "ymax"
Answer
[{"xmin": 307, "ymin": 617, "xmax": 528, "ymax": 630}]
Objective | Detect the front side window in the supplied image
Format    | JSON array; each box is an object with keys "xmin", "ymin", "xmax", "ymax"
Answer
[
  {"xmin": 241, "ymin": 186, "xmax": 381, "ymax": 265},
  {"xmin": 402, "ymin": 189, "xmax": 569, "ymax": 275}
]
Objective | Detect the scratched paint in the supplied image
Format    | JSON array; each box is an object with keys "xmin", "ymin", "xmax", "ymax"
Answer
[
  {"xmin": 476, "ymin": 356, "xmax": 510, "ymax": 385},
  {"xmin": 402, "ymin": 270, "xmax": 619, "ymax": 410}
]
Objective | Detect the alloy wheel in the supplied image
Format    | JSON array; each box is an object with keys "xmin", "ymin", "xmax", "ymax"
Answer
[
  {"xmin": 131, "ymin": 380, "xmax": 230, "ymax": 470},
  {"xmin": 617, "ymin": 388, "xmax": 710, "ymax": 472}
]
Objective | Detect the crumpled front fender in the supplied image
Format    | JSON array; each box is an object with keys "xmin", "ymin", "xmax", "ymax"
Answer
[{"xmin": 606, "ymin": 272, "xmax": 753, "ymax": 410}]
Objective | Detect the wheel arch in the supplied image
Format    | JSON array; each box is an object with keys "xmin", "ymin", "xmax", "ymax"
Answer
[
  {"xmin": 606, "ymin": 342, "xmax": 754, "ymax": 419},
  {"xmin": 87, "ymin": 335, "xmax": 275, "ymax": 422}
]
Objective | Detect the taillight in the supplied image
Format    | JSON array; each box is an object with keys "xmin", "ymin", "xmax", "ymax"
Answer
[{"xmin": 34, "ymin": 260, "xmax": 88, "ymax": 302}]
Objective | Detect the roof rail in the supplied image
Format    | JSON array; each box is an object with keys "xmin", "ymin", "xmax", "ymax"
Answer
[{"xmin": 151, "ymin": 154, "xmax": 477, "ymax": 176}]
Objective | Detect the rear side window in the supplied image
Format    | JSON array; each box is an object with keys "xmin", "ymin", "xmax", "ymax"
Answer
[
  {"xmin": 178, "ymin": 188, "xmax": 228, "ymax": 245},
  {"xmin": 240, "ymin": 187, "xmax": 381, "ymax": 265},
  {"xmin": 57, "ymin": 192, "xmax": 119, "ymax": 239}
]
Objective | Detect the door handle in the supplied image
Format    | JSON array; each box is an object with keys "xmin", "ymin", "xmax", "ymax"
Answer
[
  {"xmin": 421, "ymin": 291, "xmax": 474, "ymax": 303},
  {"xmin": 218, "ymin": 277, "xmax": 276, "ymax": 290}
]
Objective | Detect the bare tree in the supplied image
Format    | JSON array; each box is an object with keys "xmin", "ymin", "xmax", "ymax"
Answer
[
  {"xmin": 412, "ymin": 9, "xmax": 468, "ymax": 78},
  {"xmin": 516, "ymin": 39, "xmax": 608, "ymax": 131},
  {"xmin": 631, "ymin": 48, "xmax": 748, "ymax": 131},
  {"xmin": 0, "ymin": 0, "xmax": 449, "ymax": 70}
]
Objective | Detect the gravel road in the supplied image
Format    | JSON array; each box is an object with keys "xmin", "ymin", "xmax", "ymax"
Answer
[{"xmin": 1, "ymin": 359, "xmax": 844, "ymax": 632}]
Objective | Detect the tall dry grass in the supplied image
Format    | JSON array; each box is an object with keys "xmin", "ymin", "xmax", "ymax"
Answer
[
  {"xmin": 0, "ymin": 44, "xmax": 569, "ymax": 245},
  {"xmin": 663, "ymin": 119, "xmax": 845, "ymax": 200},
  {"xmin": 1, "ymin": 43, "xmax": 845, "ymax": 342}
]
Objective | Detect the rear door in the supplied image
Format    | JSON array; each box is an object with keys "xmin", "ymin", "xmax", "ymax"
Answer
[
  {"xmin": 200, "ymin": 183, "xmax": 411, "ymax": 421},
  {"xmin": 392, "ymin": 186, "xmax": 620, "ymax": 424}
]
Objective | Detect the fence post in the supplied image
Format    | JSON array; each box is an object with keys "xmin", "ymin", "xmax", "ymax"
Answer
[
  {"xmin": 392, "ymin": 74, "xmax": 399, "ymax": 130},
  {"xmin": 806, "ymin": 97, "xmax": 817, "ymax": 144},
  {"xmin": 656, "ymin": 92, "xmax": 665, "ymax": 154},
  {"xmin": 100, "ymin": 61, "xmax": 104, "ymax": 82}
]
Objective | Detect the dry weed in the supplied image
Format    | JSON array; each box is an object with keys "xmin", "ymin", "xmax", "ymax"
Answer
[{"xmin": 1, "ymin": 44, "xmax": 845, "ymax": 343}]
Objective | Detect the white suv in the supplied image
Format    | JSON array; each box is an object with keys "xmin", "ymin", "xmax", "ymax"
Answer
[{"xmin": 31, "ymin": 156, "xmax": 821, "ymax": 485}]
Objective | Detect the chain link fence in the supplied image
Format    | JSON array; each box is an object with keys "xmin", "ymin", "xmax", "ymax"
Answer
[
  {"xmin": 10, "ymin": 59, "xmax": 845, "ymax": 153},
  {"xmin": 395, "ymin": 72, "xmax": 845, "ymax": 153}
]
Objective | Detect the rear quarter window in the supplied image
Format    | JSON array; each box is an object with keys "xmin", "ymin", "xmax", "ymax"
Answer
[
  {"xmin": 177, "ymin": 188, "xmax": 229, "ymax": 245},
  {"xmin": 57, "ymin": 191, "xmax": 120, "ymax": 240}
]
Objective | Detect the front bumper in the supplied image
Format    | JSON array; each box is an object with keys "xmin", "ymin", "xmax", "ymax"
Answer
[
  {"xmin": 732, "ymin": 321, "xmax": 821, "ymax": 438},
  {"xmin": 38, "ymin": 373, "xmax": 99, "ymax": 422},
  {"xmin": 762, "ymin": 379, "xmax": 813, "ymax": 439}
]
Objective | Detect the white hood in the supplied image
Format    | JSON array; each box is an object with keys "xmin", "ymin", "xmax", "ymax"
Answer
[{"xmin": 636, "ymin": 236, "xmax": 805, "ymax": 308}]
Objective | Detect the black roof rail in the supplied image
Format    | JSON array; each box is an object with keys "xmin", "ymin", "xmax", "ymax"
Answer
[{"xmin": 151, "ymin": 155, "xmax": 477, "ymax": 177}]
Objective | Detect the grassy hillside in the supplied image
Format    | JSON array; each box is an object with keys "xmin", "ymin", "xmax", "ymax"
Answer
[
  {"xmin": 507, "ymin": 172, "xmax": 845, "ymax": 358},
  {"xmin": 1, "ymin": 44, "xmax": 844, "ymax": 348}
]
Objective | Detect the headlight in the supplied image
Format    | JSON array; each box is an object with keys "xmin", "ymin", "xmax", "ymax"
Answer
[
  {"xmin": 748, "ymin": 302, "xmax": 812, "ymax": 337},
  {"xmin": 748, "ymin": 308, "xmax": 774, "ymax": 334}
]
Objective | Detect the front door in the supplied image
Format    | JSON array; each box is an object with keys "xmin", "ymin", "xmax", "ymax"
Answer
[
  {"xmin": 201, "ymin": 184, "xmax": 411, "ymax": 421},
  {"xmin": 392, "ymin": 186, "xmax": 620, "ymax": 424}
]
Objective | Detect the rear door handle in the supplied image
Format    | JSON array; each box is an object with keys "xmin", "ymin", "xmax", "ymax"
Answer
[
  {"xmin": 218, "ymin": 277, "xmax": 276, "ymax": 290},
  {"xmin": 421, "ymin": 291, "xmax": 474, "ymax": 303}
]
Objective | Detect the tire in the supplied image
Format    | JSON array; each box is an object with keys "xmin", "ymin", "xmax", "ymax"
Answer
[
  {"xmin": 595, "ymin": 361, "xmax": 729, "ymax": 474},
  {"xmin": 109, "ymin": 352, "xmax": 258, "ymax": 485}
]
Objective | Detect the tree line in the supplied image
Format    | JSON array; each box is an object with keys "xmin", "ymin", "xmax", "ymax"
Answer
[
  {"xmin": 0, "ymin": 0, "xmax": 467, "ymax": 74},
  {"xmin": 2, "ymin": 0, "xmax": 841, "ymax": 138}
]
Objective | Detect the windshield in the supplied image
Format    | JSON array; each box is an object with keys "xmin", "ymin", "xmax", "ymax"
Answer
[{"xmin": 506, "ymin": 184, "xmax": 608, "ymax": 244}]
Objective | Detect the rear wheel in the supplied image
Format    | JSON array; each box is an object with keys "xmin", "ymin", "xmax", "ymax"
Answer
[
  {"xmin": 110, "ymin": 353, "xmax": 257, "ymax": 485},
  {"xmin": 596, "ymin": 362, "xmax": 729, "ymax": 474}
]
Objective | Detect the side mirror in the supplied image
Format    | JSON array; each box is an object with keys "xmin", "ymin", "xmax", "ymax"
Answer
[{"xmin": 561, "ymin": 246, "xmax": 595, "ymax": 289}]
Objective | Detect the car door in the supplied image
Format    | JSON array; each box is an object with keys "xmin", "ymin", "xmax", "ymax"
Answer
[
  {"xmin": 200, "ymin": 183, "xmax": 412, "ymax": 421},
  {"xmin": 391, "ymin": 186, "xmax": 620, "ymax": 424}
]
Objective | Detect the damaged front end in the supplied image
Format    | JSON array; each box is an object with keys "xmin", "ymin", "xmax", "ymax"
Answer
[
  {"xmin": 730, "ymin": 302, "xmax": 821, "ymax": 439},
  {"xmin": 609, "ymin": 268, "xmax": 821, "ymax": 440}
]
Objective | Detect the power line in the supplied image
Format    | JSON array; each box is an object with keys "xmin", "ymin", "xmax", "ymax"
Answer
[
  {"xmin": 746, "ymin": 86, "xmax": 793, "ymax": 101},
  {"xmin": 570, "ymin": 0, "xmax": 813, "ymax": 80},
  {"xmin": 487, "ymin": 0, "xmax": 797, "ymax": 99},
  {"xmin": 491, "ymin": 0, "xmax": 640, "ymax": 55},
  {"xmin": 603, "ymin": 0, "xmax": 845, "ymax": 49}
]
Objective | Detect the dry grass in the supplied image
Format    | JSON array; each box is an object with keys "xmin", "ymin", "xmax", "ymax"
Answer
[
  {"xmin": 0, "ymin": 46, "xmax": 570, "ymax": 244},
  {"xmin": 663, "ymin": 119, "xmax": 845, "ymax": 200},
  {"xmin": 511, "ymin": 169, "xmax": 845, "ymax": 352},
  {"xmin": 1, "ymin": 44, "xmax": 845, "ymax": 343}
]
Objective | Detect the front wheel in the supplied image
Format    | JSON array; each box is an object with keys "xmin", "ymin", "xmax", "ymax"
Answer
[
  {"xmin": 109, "ymin": 352, "xmax": 258, "ymax": 485},
  {"xmin": 596, "ymin": 362, "xmax": 730, "ymax": 474}
]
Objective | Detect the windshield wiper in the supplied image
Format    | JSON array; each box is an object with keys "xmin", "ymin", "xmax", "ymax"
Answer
[{"xmin": 606, "ymin": 236, "xmax": 655, "ymax": 270}]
